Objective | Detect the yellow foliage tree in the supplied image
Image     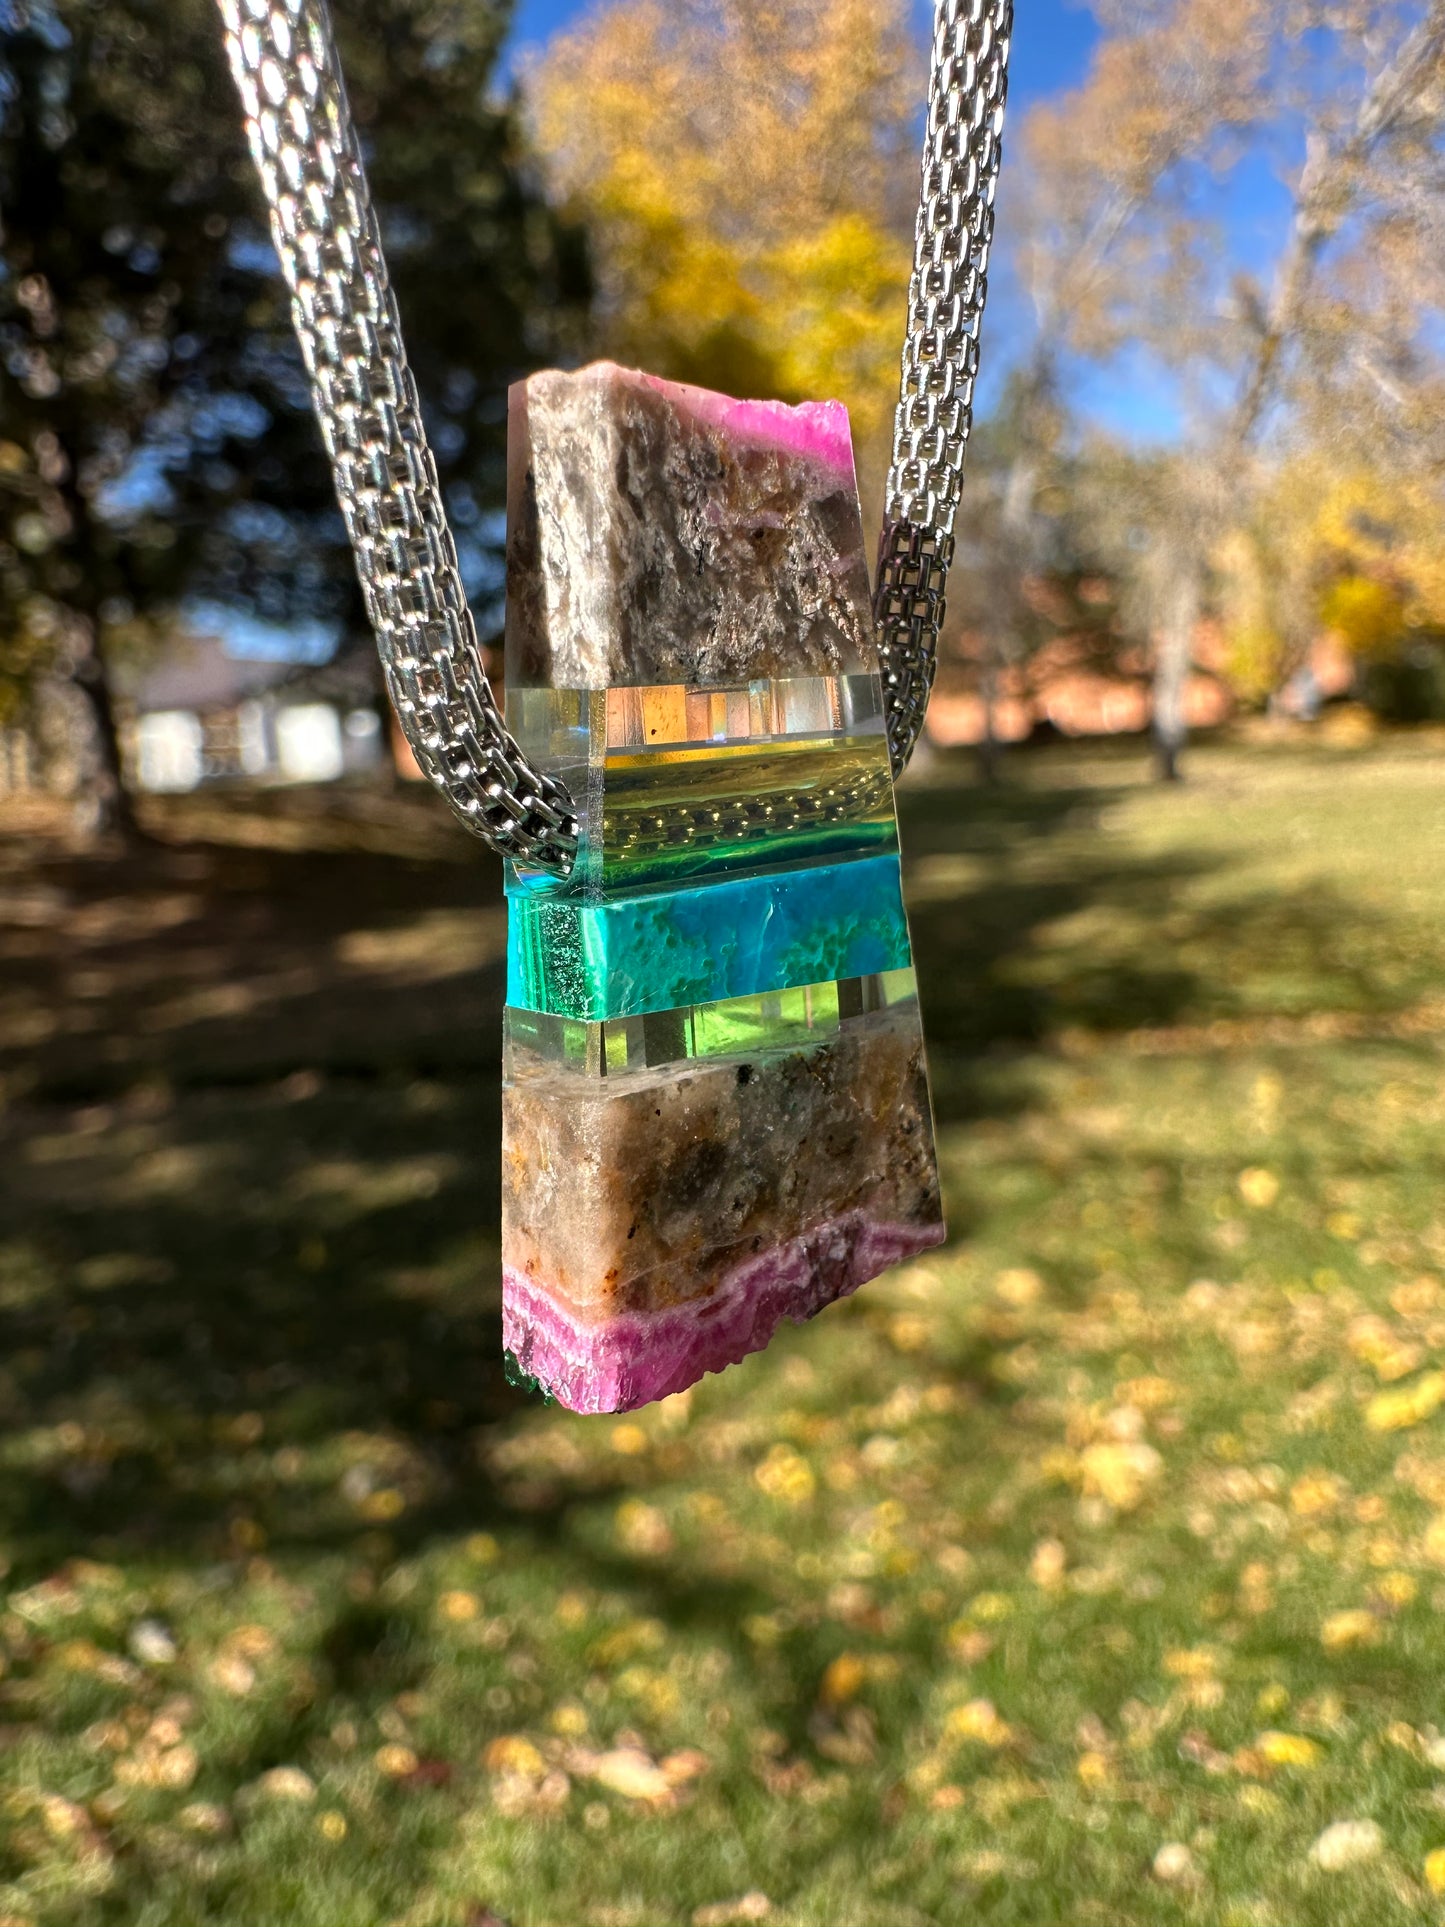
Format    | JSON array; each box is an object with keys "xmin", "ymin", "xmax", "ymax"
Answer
[
  {"xmin": 528, "ymin": 0, "xmax": 920, "ymax": 460},
  {"xmin": 1215, "ymin": 527, "xmax": 1292, "ymax": 706},
  {"xmin": 1212, "ymin": 459, "xmax": 1342, "ymax": 704},
  {"xmin": 1318, "ymin": 574, "xmax": 1407, "ymax": 661},
  {"xmin": 1311, "ymin": 472, "xmax": 1445, "ymax": 653},
  {"xmin": 1014, "ymin": 0, "xmax": 1445, "ymax": 759},
  {"xmin": 1213, "ymin": 460, "xmax": 1445, "ymax": 700}
]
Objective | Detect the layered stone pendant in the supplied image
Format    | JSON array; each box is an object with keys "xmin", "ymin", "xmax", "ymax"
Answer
[{"xmin": 501, "ymin": 364, "xmax": 944, "ymax": 1413}]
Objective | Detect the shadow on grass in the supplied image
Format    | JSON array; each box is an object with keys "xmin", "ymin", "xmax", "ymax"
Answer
[
  {"xmin": 0, "ymin": 757, "xmax": 1421, "ymax": 1608},
  {"xmin": 897, "ymin": 765, "xmax": 1205, "ymax": 1098},
  {"xmin": 898, "ymin": 752, "xmax": 1427, "ymax": 1125}
]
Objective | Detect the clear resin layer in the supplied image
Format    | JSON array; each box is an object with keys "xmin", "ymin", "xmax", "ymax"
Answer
[
  {"xmin": 504, "ymin": 968, "xmax": 919, "ymax": 1077},
  {"xmin": 501, "ymin": 362, "xmax": 944, "ymax": 1412}
]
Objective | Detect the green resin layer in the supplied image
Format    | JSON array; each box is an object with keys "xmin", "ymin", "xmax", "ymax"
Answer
[
  {"xmin": 598, "ymin": 734, "xmax": 895, "ymax": 889},
  {"xmin": 506, "ymin": 851, "xmax": 912, "ymax": 1021},
  {"xmin": 505, "ymin": 968, "xmax": 918, "ymax": 1079}
]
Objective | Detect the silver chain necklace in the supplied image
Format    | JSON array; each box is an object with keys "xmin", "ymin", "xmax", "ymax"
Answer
[{"xmin": 215, "ymin": 0, "xmax": 1011, "ymax": 877}]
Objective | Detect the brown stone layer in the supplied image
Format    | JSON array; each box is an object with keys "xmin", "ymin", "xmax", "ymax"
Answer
[
  {"xmin": 505, "ymin": 363, "xmax": 876, "ymax": 690},
  {"xmin": 502, "ymin": 1004, "xmax": 942, "ymax": 1319}
]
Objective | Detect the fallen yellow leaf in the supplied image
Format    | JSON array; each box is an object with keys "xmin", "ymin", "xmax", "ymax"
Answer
[
  {"xmin": 482, "ymin": 1735, "xmax": 545, "ymax": 1780},
  {"xmin": 252, "ymin": 1765, "xmax": 314, "ymax": 1802},
  {"xmin": 943, "ymin": 1699, "xmax": 1012, "ymax": 1748},
  {"xmin": 588, "ymin": 1746, "xmax": 674, "ymax": 1803},
  {"xmin": 1375, "ymin": 1570, "xmax": 1417, "ymax": 1609},
  {"xmin": 691, "ymin": 1893, "xmax": 771, "ymax": 1927},
  {"xmin": 1029, "ymin": 1538, "xmax": 1067, "ymax": 1588},
  {"xmin": 1320, "ymin": 1609, "xmax": 1379, "ymax": 1652},
  {"xmin": 614, "ymin": 1500, "xmax": 674, "ymax": 1556},
  {"xmin": 117, "ymin": 1741, "xmax": 200, "ymax": 1791},
  {"xmin": 548, "ymin": 1701, "xmax": 589, "ymax": 1738},
  {"xmin": 1238, "ymin": 1167, "xmax": 1279, "ymax": 1208},
  {"xmin": 359, "ymin": 1487, "xmax": 405, "ymax": 1522},
  {"xmin": 1079, "ymin": 1440, "xmax": 1163, "ymax": 1510},
  {"xmin": 660, "ymin": 1748, "xmax": 710, "ymax": 1788},
  {"xmin": 1257, "ymin": 1731, "xmax": 1320, "ymax": 1769},
  {"xmin": 1076, "ymin": 1749, "xmax": 1112, "ymax": 1788},
  {"xmin": 226, "ymin": 1623, "xmax": 278, "ymax": 1660},
  {"xmin": 1290, "ymin": 1470, "xmax": 1344, "ymax": 1517},
  {"xmin": 994, "ymin": 1267, "xmax": 1043, "ymax": 1306},
  {"xmin": 208, "ymin": 1653, "xmax": 255, "ymax": 1696},
  {"xmin": 1366, "ymin": 1372, "xmax": 1445, "ymax": 1432},
  {"xmin": 753, "ymin": 1446, "xmax": 816, "ymax": 1505},
  {"xmin": 1162, "ymin": 1646, "xmax": 1218, "ymax": 1681},
  {"xmin": 820, "ymin": 1653, "xmax": 866, "ymax": 1707}
]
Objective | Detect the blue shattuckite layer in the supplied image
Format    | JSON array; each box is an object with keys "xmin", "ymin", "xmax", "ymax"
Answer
[{"xmin": 506, "ymin": 853, "xmax": 912, "ymax": 1021}]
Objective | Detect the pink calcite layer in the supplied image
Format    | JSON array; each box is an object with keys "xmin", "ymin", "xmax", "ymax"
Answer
[
  {"xmin": 503, "ymin": 1211, "xmax": 945, "ymax": 1415},
  {"xmin": 638, "ymin": 372, "xmax": 856, "ymax": 476}
]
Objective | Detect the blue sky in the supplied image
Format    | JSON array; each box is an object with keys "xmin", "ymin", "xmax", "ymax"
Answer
[
  {"xmin": 504, "ymin": 0, "xmax": 1298, "ymax": 445},
  {"xmin": 507, "ymin": 0, "xmax": 1102, "ymax": 99}
]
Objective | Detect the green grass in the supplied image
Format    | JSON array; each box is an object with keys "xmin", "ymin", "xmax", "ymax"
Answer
[{"xmin": 5, "ymin": 737, "xmax": 1445, "ymax": 1925}]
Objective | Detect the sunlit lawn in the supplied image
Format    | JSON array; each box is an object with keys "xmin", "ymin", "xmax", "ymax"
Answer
[{"xmin": 5, "ymin": 734, "xmax": 1445, "ymax": 1924}]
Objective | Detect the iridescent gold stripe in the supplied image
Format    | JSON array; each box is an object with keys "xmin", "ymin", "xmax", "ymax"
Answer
[{"xmin": 507, "ymin": 673, "xmax": 885, "ymax": 765}]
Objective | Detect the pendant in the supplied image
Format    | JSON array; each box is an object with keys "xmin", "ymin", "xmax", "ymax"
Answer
[{"xmin": 501, "ymin": 364, "xmax": 944, "ymax": 1413}]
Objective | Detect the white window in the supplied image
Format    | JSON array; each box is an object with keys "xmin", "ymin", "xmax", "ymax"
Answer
[
  {"xmin": 343, "ymin": 707, "xmax": 383, "ymax": 769},
  {"xmin": 237, "ymin": 700, "xmax": 269, "ymax": 776},
  {"xmin": 275, "ymin": 704, "xmax": 344, "ymax": 783},
  {"xmin": 136, "ymin": 710, "xmax": 205, "ymax": 793}
]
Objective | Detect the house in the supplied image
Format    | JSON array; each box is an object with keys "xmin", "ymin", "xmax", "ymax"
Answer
[{"xmin": 118, "ymin": 633, "xmax": 386, "ymax": 794}]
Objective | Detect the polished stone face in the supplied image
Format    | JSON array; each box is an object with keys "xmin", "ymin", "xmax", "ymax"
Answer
[
  {"xmin": 500, "ymin": 362, "xmax": 944, "ymax": 1413},
  {"xmin": 505, "ymin": 363, "xmax": 877, "ymax": 690},
  {"xmin": 503, "ymin": 1001, "xmax": 941, "ymax": 1320}
]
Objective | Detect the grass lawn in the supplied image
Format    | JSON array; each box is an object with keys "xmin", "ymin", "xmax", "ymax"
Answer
[{"xmin": 4, "ymin": 736, "xmax": 1445, "ymax": 1924}]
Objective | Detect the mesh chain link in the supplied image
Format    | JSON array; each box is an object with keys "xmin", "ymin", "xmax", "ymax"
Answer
[
  {"xmin": 217, "ymin": 0, "xmax": 580, "ymax": 869},
  {"xmin": 875, "ymin": 0, "xmax": 1012, "ymax": 775},
  {"xmin": 216, "ymin": 0, "xmax": 1010, "ymax": 868}
]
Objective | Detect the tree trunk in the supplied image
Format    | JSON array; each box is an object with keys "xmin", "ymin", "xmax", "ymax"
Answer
[
  {"xmin": 47, "ymin": 462, "xmax": 145, "ymax": 844},
  {"xmin": 71, "ymin": 653, "xmax": 143, "ymax": 844},
  {"xmin": 1152, "ymin": 563, "xmax": 1198, "ymax": 783},
  {"xmin": 979, "ymin": 649, "xmax": 1002, "ymax": 785}
]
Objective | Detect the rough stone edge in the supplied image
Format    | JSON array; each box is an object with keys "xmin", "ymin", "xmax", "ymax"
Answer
[{"xmin": 502, "ymin": 1209, "xmax": 946, "ymax": 1415}]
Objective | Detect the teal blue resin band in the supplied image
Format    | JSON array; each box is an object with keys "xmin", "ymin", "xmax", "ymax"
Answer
[{"xmin": 506, "ymin": 851, "xmax": 913, "ymax": 1020}]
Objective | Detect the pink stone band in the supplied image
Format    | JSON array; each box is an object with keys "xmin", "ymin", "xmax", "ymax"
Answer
[
  {"xmin": 503, "ymin": 1212, "xmax": 946, "ymax": 1415},
  {"xmin": 636, "ymin": 369, "xmax": 856, "ymax": 477}
]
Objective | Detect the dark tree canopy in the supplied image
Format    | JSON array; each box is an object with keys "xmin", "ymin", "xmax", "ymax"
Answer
[{"xmin": 0, "ymin": 0, "xmax": 589, "ymax": 824}]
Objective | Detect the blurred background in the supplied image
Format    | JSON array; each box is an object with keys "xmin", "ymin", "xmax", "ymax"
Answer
[{"xmin": 4, "ymin": 2, "xmax": 1445, "ymax": 1922}]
